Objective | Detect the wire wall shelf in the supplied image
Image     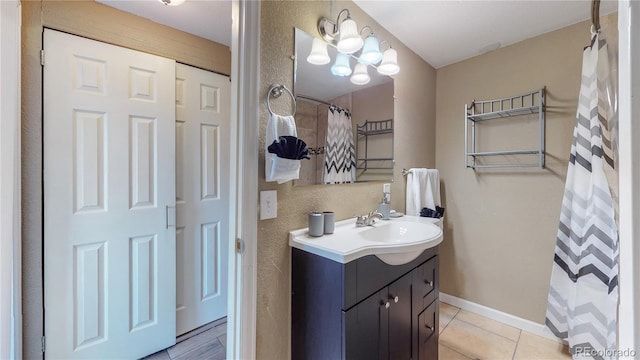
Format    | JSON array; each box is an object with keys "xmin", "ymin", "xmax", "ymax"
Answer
[
  {"xmin": 356, "ymin": 119, "xmax": 394, "ymax": 173},
  {"xmin": 465, "ymin": 88, "xmax": 546, "ymax": 170}
]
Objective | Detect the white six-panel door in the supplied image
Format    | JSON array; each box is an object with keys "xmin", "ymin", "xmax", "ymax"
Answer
[
  {"xmin": 43, "ymin": 30, "xmax": 177, "ymax": 359},
  {"xmin": 175, "ymin": 64, "xmax": 230, "ymax": 335}
]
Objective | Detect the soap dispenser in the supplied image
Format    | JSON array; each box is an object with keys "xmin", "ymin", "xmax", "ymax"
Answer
[{"xmin": 378, "ymin": 183, "xmax": 391, "ymax": 220}]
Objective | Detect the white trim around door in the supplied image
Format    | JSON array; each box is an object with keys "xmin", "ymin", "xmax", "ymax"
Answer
[
  {"xmin": 617, "ymin": 0, "xmax": 640, "ymax": 352},
  {"xmin": 227, "ymin": 1, "xmax": 260, "ymax": 359},
  {"xmin": 0, "ymin": 1, "xmax": 22, "ymax": 358}
]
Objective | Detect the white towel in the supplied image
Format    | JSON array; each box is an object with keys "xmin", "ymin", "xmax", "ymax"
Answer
[
  {"xmin": 265, "ymin": 114, "xmax": 300, "ymax": 183},
  {"xmin": 405, "ymin": 168, "xmax": 441, "ymax": 216}
]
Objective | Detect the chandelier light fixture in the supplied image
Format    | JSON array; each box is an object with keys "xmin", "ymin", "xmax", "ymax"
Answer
[{"xmin": 312, "ymin": 8, "xmax": 400, "ymax": 84}]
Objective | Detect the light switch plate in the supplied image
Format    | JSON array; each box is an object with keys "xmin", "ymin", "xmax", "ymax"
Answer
[{"xmin": 260, "ymin": 190, "xmax": 277, "ymax": 220}]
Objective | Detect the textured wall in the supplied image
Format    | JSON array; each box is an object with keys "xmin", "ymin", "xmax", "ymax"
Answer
[
  {"xmin": 435, "ymin": 14, "xmax": 617, "ymax": 323},
  {"xmin": 259, "ymin": 1, "xmax": 436, "ymax": 358}
]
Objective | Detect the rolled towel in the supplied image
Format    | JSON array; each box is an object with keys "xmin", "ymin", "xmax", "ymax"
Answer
[
  {"xmin": 420, "ymin": 206, "xmax": 445, "ymax": 219},
  {"xmin": 267, "ymin": 135, "xmax": 311, "ymax": 160}
]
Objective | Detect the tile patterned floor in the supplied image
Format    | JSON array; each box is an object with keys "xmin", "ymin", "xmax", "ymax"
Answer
[
  {"xmin": 141, "ymin": 318, "xmax": 227, "ymax": 360},
  {"xmin": 439, "ymin": 302, "xmax": 572, "ymax": 360},
  {"xmin": 143, "ymin": 302, "xmax": 570, "ymax": 360}
]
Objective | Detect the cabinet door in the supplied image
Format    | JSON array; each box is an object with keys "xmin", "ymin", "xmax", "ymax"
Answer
[
  {"xmin": 415, "ymin": 256, "xmax": 438, "ymax": 309},
  {"xmin": 418, "ymin": 300, "xmax": 439, "ymax": 360},
  {"xmin": 413, "ymin": 256, "xmax": 439, "ymax": 358},
  {"xmin": 344, "ymin": 289, "xmax": 388, "ymax": 360},
  {"xmin": 388, "ymin": 272, "xmax": 413, "ymax": 360}
]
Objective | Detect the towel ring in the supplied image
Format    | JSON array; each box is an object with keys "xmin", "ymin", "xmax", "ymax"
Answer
[{"xmin": 267, "ymin": 84, "xmax": 296, "ymax": 117}]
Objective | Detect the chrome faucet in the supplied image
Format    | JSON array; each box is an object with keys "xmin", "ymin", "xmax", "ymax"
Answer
[{"xmin": 356, "ymin": 210, "xmax": 384, "ymax": 227}]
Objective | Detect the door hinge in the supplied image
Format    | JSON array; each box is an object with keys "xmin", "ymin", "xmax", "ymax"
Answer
[
  {"xmin": 236, "ymin": 238, "xmax": 244, "ymax": 254},
  {"xmin": 41, "ymin": 336, "xmax": 46, "ymax": 353},
  {"xmin": 40, "ymin": 50, "xmax": 45, "ymax": 66}
]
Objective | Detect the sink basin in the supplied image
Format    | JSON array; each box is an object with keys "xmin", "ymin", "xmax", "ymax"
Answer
[
  {"xmin": 289, "ymin": 215, "xmax": 443, "ymax": 265},
  {"xmin": 356, "ymin": 220, "xmax": 440, "ymax": 244}
]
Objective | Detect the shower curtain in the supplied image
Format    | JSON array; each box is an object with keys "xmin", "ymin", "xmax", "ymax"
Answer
[
  {"xmin": 323, "ymin": 105, "xmax": 356, "ymax": 184},
  {"xmin": 546, "ymin": 31, "xmax": 619, "ymax": 360}
]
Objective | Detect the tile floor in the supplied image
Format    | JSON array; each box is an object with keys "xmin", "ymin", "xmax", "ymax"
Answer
[
  {"xmin": 439, "ymin": 301, "xmax": 572, "ymax": 360},
  {"xmin": 141, "ymin": 317, "xmax": 227, "ymax": 360},
  {"xmin": 143, "ymin": 302, "xmax": 571, "ymax": 360}
]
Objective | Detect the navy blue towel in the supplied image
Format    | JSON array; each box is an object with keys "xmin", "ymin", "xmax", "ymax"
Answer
[
  {"xmin": 420, "ymin": 206, "xmax": 445, "ymax": 219},
  {"xmin": 267, "ymin": 135, "xmax": 311, "ymax": 160}
]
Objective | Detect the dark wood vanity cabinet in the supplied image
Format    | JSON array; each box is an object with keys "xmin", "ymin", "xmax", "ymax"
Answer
[{"xmin": 291, "ymin": 246, "xmax": 439, "ymax": 360}]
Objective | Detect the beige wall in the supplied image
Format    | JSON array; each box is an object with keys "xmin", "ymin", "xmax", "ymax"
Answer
[
  {"xmin": 435, "ymin": 14, "xmax": 617, "ymax": 323},
  {"xmin": 21, "ymin": 1, "xmax": 230, "ymax": 357},
  {"xmin": 259, "ymin": 1, "xmax": 436, "ymax": 358}
]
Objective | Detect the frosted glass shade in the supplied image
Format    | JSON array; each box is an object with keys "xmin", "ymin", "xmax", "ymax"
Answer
[
  {"xmin": 350, "ymin": 63, "xmax": 370, "ymax": 85},
  {"xmin": 158, "ymin": 0, "xmax": 186, "ymax": 5},
  {"xmin": 377, "ymin": 48, "xmax": 400, "ymax": 75},
  {"xmin": 337, "ymin": 18, "xmax": 364, "ymax": 54},
  {"xmin": 331, "ymin": 53, "xmax": 352, "ymax": 76},
  {"xmin": 307, "ymin": 38, "xmax": 331, "ymax": 65},
  {"xmin": 358, "ymin": 35, "xmax": 383, "ymax": 65}
]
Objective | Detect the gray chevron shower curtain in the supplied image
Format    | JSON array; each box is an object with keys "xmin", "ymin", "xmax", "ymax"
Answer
[
  {"xmin": 546, "ymin": 32, "xmax": 619, "ymax": 360},
  {"xmin": 323, "ymin": 105, "xmax": 356, "ymax": 184}
]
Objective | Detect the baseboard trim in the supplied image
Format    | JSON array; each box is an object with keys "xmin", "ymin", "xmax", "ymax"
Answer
[{"xmin": 439, "ymin": 293, "xmax": 568, "ymax": 345}]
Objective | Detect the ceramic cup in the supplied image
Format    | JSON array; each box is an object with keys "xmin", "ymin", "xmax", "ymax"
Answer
[
  {"xmin": 323, "ymin": 211, "xmax": 335, "ymax": 234},
  {"xmin": 308, "ymin": 211, "xmax": 324, "ymax": 237}
]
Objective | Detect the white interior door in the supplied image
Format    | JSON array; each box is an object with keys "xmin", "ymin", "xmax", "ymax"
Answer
[
  {"xmin": 175, "ymin": 64, "xmax": 230, "ymax": 335},
  {"xmin": 43, "ymin": 29, "xmax": 176, "ymax": 359}
]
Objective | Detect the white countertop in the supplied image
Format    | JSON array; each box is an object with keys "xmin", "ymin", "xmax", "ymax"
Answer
[{"xmin": 289, "ymin": 215, "xmax": 443, "ymax": 264}]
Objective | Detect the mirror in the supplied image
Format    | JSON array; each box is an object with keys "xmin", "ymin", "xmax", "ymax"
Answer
[{"xmin": 293, "ymin": 28, "xmax": 394, "ymax": 186}]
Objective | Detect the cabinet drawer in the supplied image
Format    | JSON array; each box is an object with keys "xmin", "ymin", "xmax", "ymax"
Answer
[
  {"xmin": 417, "ymin": 300, "xmax": 439, "ymax": 360},
  {"xmin": 415, "ymin": 256, "xmax": 438, "ymax": 309}
]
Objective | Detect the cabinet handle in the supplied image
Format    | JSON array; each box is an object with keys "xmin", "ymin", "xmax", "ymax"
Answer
[
  {"xmin": 393, "ymin": 295, "xmax": 399, "ymax": 303},
  {"xmin": 382, "ymin": 301, "xmax": 390, "ymax": 309},
  {"xmin": 424, "ymin": 280, "xmax": 434, "ymax": 287},
  {"xmin": 425, "ymin": 325, "xmax": 434, "ymax": 331}
]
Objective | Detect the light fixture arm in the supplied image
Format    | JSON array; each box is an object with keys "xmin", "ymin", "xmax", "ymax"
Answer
[
  {"xmin": 335, "ymin": 9, "xmax": 351, "ymax": 26},
  {"xmin": 318, "ymin": 8, "xmax": 352, "ymax": 43},
  {"xmin": 379, "ymin": 40, "xmax": 391, "ymax": 51},
  {"xmin": 359, "ymin": 25, "xmax": 374, "ymax": 37}
]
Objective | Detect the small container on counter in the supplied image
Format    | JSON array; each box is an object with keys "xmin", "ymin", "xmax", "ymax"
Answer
[
  {"xmin": 323, "ymin": 211, "xmax": 335, "ymax": 234},
  {"xmin": 308, "ymin": 211, "xmax": 324, "ymax": 237}
]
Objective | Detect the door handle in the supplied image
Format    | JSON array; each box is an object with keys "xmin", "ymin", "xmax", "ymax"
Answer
[{"xmin": 166, "ymin": 205, "xmax": 176, "ymax": 228}]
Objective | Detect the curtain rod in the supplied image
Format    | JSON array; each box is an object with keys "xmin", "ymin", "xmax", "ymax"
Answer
[
  {"xmin": 296, "ymin": 95, "xmax": 333, "ymax": 107},
  {"xmin": 591, "ymin": 0, "xmax": 600, "ymax": 32}
]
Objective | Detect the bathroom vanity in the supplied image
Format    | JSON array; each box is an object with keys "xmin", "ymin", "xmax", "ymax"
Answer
[{"xmin": 290, "ymin": 216, "xmax": 442, "ymax": 360}]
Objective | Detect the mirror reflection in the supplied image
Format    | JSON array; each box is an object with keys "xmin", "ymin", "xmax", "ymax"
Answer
[{"xmin": 294, "ymin": 28, "xmax": 394, "ymax": 186}]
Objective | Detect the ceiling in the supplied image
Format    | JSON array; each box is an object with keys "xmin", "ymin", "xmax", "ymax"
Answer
[
  {"xmin": 96, "ymin": 0, "xmax": 232, "ymax": 47},
  {"xmin": 98, "ymin": 0, "xmax": 617, "ymax": 69},
  {"xmin": 353, "ymin": 0, "xmax": 617, "ymax": 68}
]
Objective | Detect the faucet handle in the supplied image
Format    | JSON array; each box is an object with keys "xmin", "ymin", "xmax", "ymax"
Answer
[{"xmin": 355, "ymin": 215, "xmax": 366, "ymax": 227}]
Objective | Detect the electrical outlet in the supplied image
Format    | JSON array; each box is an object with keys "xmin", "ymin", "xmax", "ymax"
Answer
[
  {"xmin": 383, "ymin": 183, "xmax": 391, "ymax": 193},
  {"xmin": 260, "ymin": 190, "xmax": 277, "ymax": 220}
]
